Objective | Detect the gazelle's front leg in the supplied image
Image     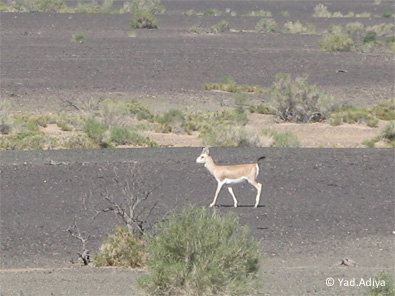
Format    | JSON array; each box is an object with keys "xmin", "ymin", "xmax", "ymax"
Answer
[{"xmin": 209, "ymin": 181, "xmax": 224, "ymax": 207}]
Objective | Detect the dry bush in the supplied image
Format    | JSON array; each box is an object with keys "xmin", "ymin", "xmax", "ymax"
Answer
[{"xmin": 269, "ymin": 73, "xmax": 337, "ymax": 123}]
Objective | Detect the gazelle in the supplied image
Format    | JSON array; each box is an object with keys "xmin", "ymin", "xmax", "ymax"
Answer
[{"xmin": 196, "ymin": 147, "xmax": 265, "ymax": 208}]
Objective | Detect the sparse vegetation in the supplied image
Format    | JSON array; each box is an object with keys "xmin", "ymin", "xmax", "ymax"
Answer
[
  {"xmin": 366, "ymin": 23, "xmax": 394, "ymax": 37},
  {"xmin": 345, "ymin": 22, "xmax": 365, "ymax": 36},
  {"xmin": 94, "ymin": 225, "xmax": 145, "ymax": 268},
  {"xmin": 329, "ymin": 105, "xmax": 378, "ymax": 127},
  {"xmin": 201, "ymin": 124, "xmax": 272, "ymax": 147},
  {"xmin": 255, "ymin": 18, "xmax": 279, "ymax": 33},
  {"xmin": 1, "ymin": 0, "xmax": 165, "ymax": 14},
  {"xmin": 130, "ymin": 10, "xmax": 158, "ymax": 29},
  {"xmin": 382, "ymin": 10, "xmax": 392, "ymax": 18},
  {"xmin": 138, "ymin": 206, "xmax": 261, "ymax": 295},
  {"xmin": 269, "ymin": 73, "xmax": 337, "ymax": 123},
  {"xmin": 83, "ymin": 117, "xmax": 108, "ymax": 145},
  {"xmin": 188, "ymin": 26, "xmax": 207, "ymax": 34},
  {"xmin": 203, "ymin": 8, "xmax": 221, "ymax": 16},
  {"xmin": 313, "ymin": 4, "xmax": 377, "ymax": 18},
  {"xmin": 110, "ymin": 126, "xmax": 156, "ymax": 146},
  {"xmin": 283, "ymin": 21, "xmax": 316, "ymax": 34},
  {"xmin": 368, "ymin": 270, "xmax": 395, "ymax": 296},
  {"xmin": 249, "ymin": 103, "xmax": 271, "ymax": 115},
  {"xmin": 312, "ymin": 4, "xmax": 332, "ymax": 18},
  {"xmin": 379, "ymin": 121, "xmax": 395, "ymax": 145},
  {"xmin": 262, "ymin": 130, "xmax": 300, "ymax": 147},
  {"xmin": 204, "ymin": 76, "xmax": 264, "ymax": 93},
  {"xmin": 4, "ymin": 0, "xmax": 67, "ymax": 12},
  {"xmin": 279, "ymin": 11, "xmax": 290, "ymax": 17},
  {"xmin": 210, "ymin": 19, "xmax": 230, "ymax": 33},
  {"xmin": 244, "ymin": 10, "xmax": 272, "ymax": 17},
  {"xmin": 71, "ymin": 32, "xmax": 86, "ymax": 43},
  {"xmin": 364, "ymin": 32, "xmax": 378, "ymax": 44},
  {"xmin": 123, "ymin": 0, "xmax": 165, "ymax": 15},
  {"xmin": 373, "ymin": 100, "xmax": 395, "ymax": 121},
  {"xmin": 319, "ymin": 33, "xmax": 355, "ymax": 51}
]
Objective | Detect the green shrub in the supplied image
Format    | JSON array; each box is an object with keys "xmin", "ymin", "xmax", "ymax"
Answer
[
  {"xmin": 94, "ymin": 226, "xmax": 145, "ymax": 268},
  {"xmin": 279, "ymin": 11, "xmax": 290, "ymax": 17},
  {"xmin": 10, "ymin": 0, "xmax": 66, "ymax": 12},
  {"xmin": 369, "ymin": 270, "xmax": 395, "ymax": 296},
  {"xmin": 234, "ymin": 93, "xmax": 248, "ymax": 106},
  {"xmin": 71, "ymin": 32, "xmax": 86, "ymax": 43},
  {"xmin": 283, "ymin": 21, "xmax": 316, "ymax": 34},
  {"xmin": 327, "ymin": 24, "xmax": 343, "ymax": 35},
  {"xmin": 201, "ymin": 124, "xmax": 270, "ymax": 147},
  {"xmin": 379, "ymin": 121, "xmax": 395, "ymax": 143},
  {"xmin": 110, "ymin": 127, "xmax": 134, "ymax": 144},
  {"xmin": 329, "ymin": 105, "xmax": 378, "ymax": 127},
  {"xmin": 373, "ymin": 100, "xmax": 395, "ymax": 120},
  {"xmin": 127, "ymin": 100, "xmax": 154, "ymax": 121},
  {"xmin": 203, "ymin": 8, "xmax": 221, "ymax": 16},
  {"xmin": 130, "ymin": 10, "xmax": 158, "ymax": 29},
  {"xmin": 210, "ymin": 19, "xmax": 230, "ymax": 33},
  {"xmin": 0, "ymin": 99, "xmax": 10, "ymax": 126},
  {"xmin": 269, "ymin": 73, "xmax": 337, "ymax": 123},
  {"xmin": 382, "ymin": 10, "xmax": 392, "ymax": 18},
  {"xmin": 99, "ymin": 99, "xmax": 129, "ymax": 128},
  {"xmin": 73, "ymin": 2, "xmax": 101, "ymax": 13},
  {"xmin": 138, "ymin": 207, "xmax": 261, "ymax": 295},
  {"xmin": 249, "ymin": 103, "xmax": 271, "ymax": 114},
  {"xmin": 255, "ymin": 18, "xmax": 279, "ymax": 33},
  {"xmin": 345, "ymin": 22, "xmax": 365, "ymax": 36},
  {"xmin": 0, "ymin": 133, "xmax": 55, "ymax": 150},
  {"xmin": 319, "ymin": 33, "xmax": 355, "ymax": 51},
  {"xmin": 125, "ymin": 0, "xmax": 165, "ymax": 15},
  {"xmin": 364, "ymin": 32, "xmax": 377, "ymax": 44},
  {"xmin": 244, "ymin": 10, "xmax": 272, "ymax": 17},
  {"xmin": 203, "ymin": 76, "xmax": 264, "ymax": 94},
  {"xmin": 0, "ymin": 2, "xmax": 10, "ymax": 11},
  {"xmin": 157, "ymin": 109, "xmax": 186, "ymax": 132},
  {"xmin": 110, "ymin": 126, "xmax": 156, "ymax": 146},
  {"xmin": 83, "ymin": 118, "xmax": 107, "ymax": 143},
  {"xmin": 189, "ymin": 26, "xmax": 207, "ymax": 34},
  {"xmin": 272, "ymin": 131, "xmax": 300, "ymax": 147},
  {"xmin": 59, "ymin": 134, "xmax": 99, "ymax": 149},
  {"xmin": 312, "ymin": 4, "xmax": 332, "ymax": 17},
  {"xmin": 366, "ymin": 23, "xmax": 394, "ymax": 37}
]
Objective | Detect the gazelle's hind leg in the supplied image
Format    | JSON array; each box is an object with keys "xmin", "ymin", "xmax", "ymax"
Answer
[
  {"xmin": 249, "ymin": 180, "xmax": 262, "ymax": 208},
  {"xmin": 227, "ymin": 187, "xmax": 238, "ymax": 207}
]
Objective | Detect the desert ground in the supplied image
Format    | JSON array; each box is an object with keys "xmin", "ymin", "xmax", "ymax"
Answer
[{"xmin": 1, "ymin": 0, "xmax": 394, "ymax": 295}]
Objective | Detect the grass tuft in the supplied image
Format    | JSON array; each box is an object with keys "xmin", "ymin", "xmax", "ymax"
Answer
[{"xmin": 94, "ymin": 225, "xmax": 145, "ymax": 268}]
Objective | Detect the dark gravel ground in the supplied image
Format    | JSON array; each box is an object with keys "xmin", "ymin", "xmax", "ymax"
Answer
[
  {"xmin": 1, "ymin": 0, "xmax": 393, "ymax": 112},
  {"xmin": 1, "ymin": 147, "xmax": 394, "ymax": 295}
]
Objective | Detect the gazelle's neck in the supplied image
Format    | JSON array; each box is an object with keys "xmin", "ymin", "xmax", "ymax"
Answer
[{"xmin": 204, "ymin": 156, "xmax": 217, "ymax": 176}]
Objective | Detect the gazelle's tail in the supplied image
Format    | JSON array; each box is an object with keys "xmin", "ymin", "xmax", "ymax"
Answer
[{"xmin": 257, "ymin": 156, "xmax": 266, "ymax": 163}]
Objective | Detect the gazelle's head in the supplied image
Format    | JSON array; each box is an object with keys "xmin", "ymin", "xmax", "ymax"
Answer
[{"xmin": 196, "ymin": 147, "xmax": 210, "ymax": 163}]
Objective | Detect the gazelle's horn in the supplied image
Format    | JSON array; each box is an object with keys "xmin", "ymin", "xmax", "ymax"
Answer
[{"xmin": 202, "ymin": 146, "xmax": 210, "ymax": 154}]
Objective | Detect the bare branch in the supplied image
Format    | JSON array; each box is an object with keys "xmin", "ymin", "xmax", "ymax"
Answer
[
  {"xmin": 67, "ymin": 220, "xmax": 92, "ymax": 265},
  {"xmin": 95, "ymin": 163, "xmax": 162, "ymax": 235}
]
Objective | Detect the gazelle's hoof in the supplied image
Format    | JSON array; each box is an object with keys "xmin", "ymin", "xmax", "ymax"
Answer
[
  {"xmin": 209, "ymin": 204, "xmax": 215, "ymax": 208},
  {"xmin": 254, "ymin": 205, "xmax": 259, "ymax": 208},
  {"xmin": 234, "ymin": 204, "xmax": 238, "ymax": 208}
]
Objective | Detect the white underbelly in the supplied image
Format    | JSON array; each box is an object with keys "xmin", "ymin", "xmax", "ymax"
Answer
[{"xmin": 224, "ymin": 177, "xmax": 247, "ymax": 185}]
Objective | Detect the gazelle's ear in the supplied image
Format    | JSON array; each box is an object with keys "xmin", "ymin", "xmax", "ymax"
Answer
[{"xmin": 202, "ymin": 146, "xmax": 210, "ymax": 154}]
